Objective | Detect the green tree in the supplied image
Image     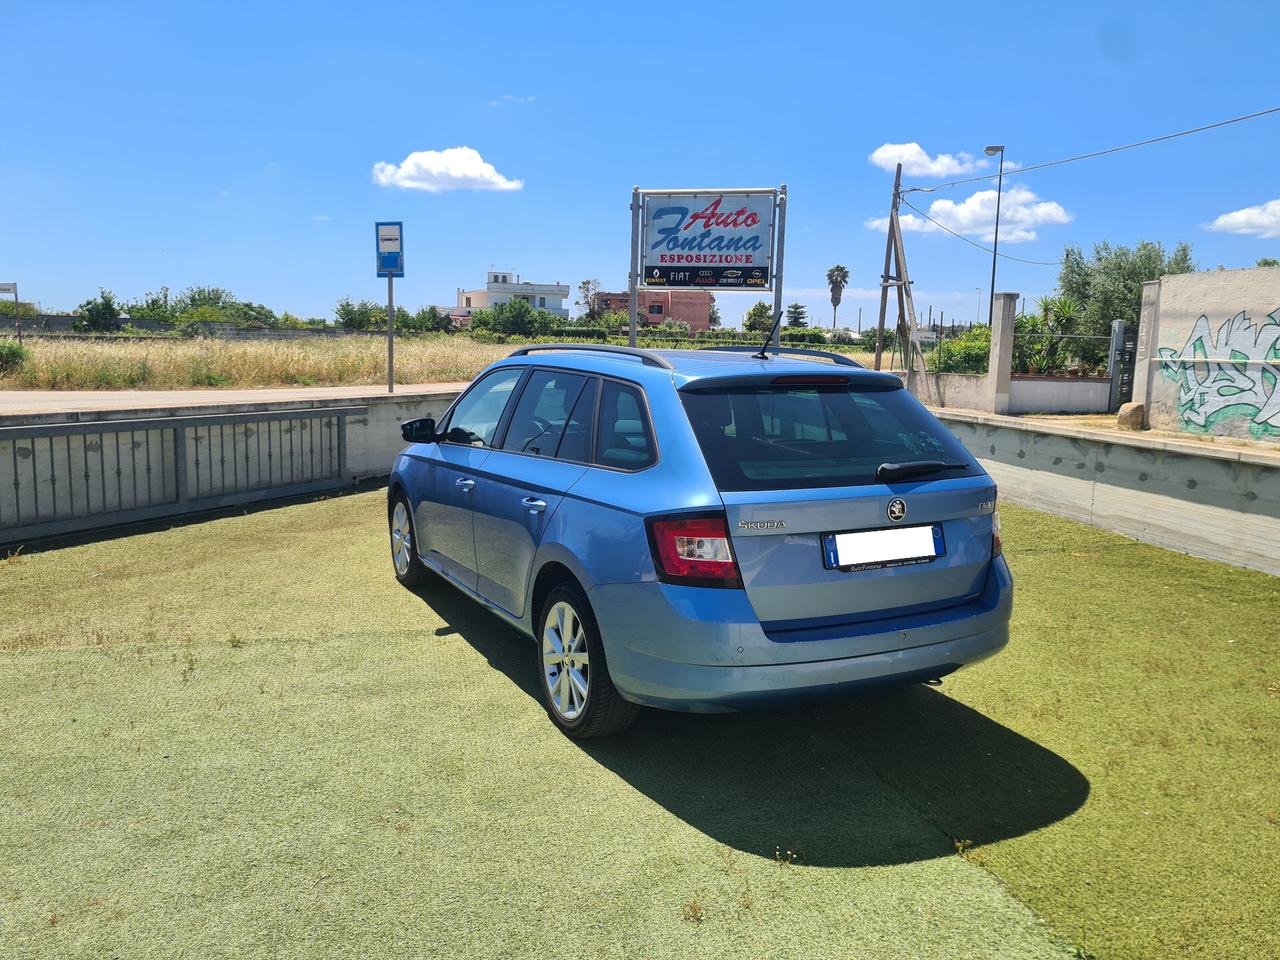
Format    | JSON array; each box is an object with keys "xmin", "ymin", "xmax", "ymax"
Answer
[
  {"xmin": 1257, "ymin": 257, "xmax": 1280, "ymax": 268},
  {"xmin": 74, "ymin": 289, "xmax": 123, "ymax": 333},
  {"xmin": 785, "ymin": 302, "xmax": 808, "ymax": 328},
  {"xmin": 1057, "ymin": 240, "xmax": 1194, "ymax": 334},
  {"xmin": 743, "ymin": 300, "xmax": 774, "ymax": 333},
  {"xmin": 826, "ymin": 264, "xmax": 850, "ymax": 329},
  {"xmin": 123, "ymin": 288, "xmax": 172, "ymax": 324},
  {"xmin": 575, "ymin": 279, "xmax": 601, "ymax": 321},
  {"xmin": 334, "ymin": 297, "xmax": 384, "ymax": 330},
  {"xmin": 707, "ymin": 302, "xmax": 721, "ymax": 328},
  {"xmin": 172, "ymin": 286, "xmax": 237, "ymax": 316},
  {"xmin": 470, "ymin": 299, "xmax": 559, "ymax": 337}
]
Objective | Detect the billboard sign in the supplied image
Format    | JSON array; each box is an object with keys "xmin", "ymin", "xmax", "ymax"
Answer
[
  {"xmin": 375, "ymin": 221, "xmax": 404, "ymax": 278},
  {"xmin": 639, "ymin": 190, "xmax": 776, "ymax": 289}
]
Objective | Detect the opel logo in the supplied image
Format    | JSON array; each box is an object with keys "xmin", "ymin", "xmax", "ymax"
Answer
[{"xmin": 887, "ymin": 498, "xmax": 907, "ymax": 522}]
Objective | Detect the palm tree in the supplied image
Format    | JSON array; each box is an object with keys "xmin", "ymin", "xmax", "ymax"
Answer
[{"xmin": 826, "ymin": 265, "xmax": 850, "ymax": 329}]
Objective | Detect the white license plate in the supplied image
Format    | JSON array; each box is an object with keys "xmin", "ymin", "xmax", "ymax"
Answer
[{"xmin": 822, "ymin": 524, "xmax": 944, "ymax": 571}]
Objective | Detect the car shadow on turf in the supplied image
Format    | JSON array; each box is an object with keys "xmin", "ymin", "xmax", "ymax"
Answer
[{"xmin": 411, "ymin": 575, "xmax": 1089, "ymax": 869}]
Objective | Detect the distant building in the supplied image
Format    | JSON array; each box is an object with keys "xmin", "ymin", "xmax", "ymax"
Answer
[
  {"xmin": 453, "ymin": 270, "xmax": 571, "ymax": 329},
  {"xmin": 594, "ymin": 289, "xmax": 715, "ymax": 332}
]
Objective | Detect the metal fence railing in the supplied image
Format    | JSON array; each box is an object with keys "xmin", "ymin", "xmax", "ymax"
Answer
[{"xmin": 0, "ymin": 406, "xmax": 362, "ymax": 546}]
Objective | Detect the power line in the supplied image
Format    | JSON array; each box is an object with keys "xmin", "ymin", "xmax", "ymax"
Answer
[
  {"xmin": 898, "ymin": 198, "xmax": 1062, "ymax": 266},
  {"xmin": 903, "ymin": 105, "xmax": 1280, "ymax": 195}
]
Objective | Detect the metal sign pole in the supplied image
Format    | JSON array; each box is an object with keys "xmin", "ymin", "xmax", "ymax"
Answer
[
  {"xmin": 628, "ymin": 186, "xmax": 640, "ymax": 348},
  {"xmin": 770, "ymin": 185, "xmax": 787, "ymax": 350},
  {"xmin": 386, "ymin": 274, "xmax": 395, "ymax": 394},
  {"xmin": 12, "ymin": 284, "xmax": 19, "ymax": 346}
]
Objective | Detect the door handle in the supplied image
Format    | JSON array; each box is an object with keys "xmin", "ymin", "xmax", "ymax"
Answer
[
  {"xmin": 521, "ymin": 496, "xmax": 547, "ymax": 513},
  {"xmin": 455, "ymin": 477, "xmax": 476, "ymax": 491}
]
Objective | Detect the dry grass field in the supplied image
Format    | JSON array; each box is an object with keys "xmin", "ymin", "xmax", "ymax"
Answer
[
  {"xmin": 0, "ymin": 336, "xmax": 879, "ymax": 391},
  {"xmin": 0, "ymin": 336, "xmax": 515, "ymax": 390}
]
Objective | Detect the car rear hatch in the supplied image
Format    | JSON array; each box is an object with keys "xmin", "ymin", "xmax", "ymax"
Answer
[{"xmin": 679, "ymin": 372, "xmax": 997, "ymax": 639}]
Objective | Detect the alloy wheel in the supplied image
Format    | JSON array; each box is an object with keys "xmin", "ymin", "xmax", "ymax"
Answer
[
  {"xmin": 390, "ymin": 501, "xmax": 413, "ymax": 577},
  {"xmin": 542, "ymin": 600, "xmax": 590, "ymax": 720}
]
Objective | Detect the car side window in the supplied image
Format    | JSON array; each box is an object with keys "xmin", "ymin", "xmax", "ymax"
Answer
[
  {"xmin": 441, "ymin": 368, "xmax": 524, "ymax": 448},
  {"xmin": 501, "ymin": 370, "xmax": 589, "ymax": 457},
  {"xmin": 555, "ymin": 377, "xmax": 598, "ymax": 463},
  {"xmin": 594, "ymin": 381, "xmax": 656, "ymax": 470}
]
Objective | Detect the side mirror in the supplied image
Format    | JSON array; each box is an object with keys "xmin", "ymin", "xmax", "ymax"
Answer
[{"xmin": 400, "ymin": 417, "xmax": 437, "ymax": 443}]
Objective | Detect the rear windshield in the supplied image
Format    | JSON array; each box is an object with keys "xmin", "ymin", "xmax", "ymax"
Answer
[{"xmin": 680, "ymin": 382, "xmax": 972, "ymax": 491}]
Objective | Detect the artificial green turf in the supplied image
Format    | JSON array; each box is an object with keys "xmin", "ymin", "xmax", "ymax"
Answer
[{"xmin": 0, "ymin": 493, "xmax": 1276, "ymax": 959}]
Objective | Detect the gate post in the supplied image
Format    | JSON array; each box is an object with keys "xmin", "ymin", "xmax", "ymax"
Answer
[{"xmin": 986, "ymin": 292, "xmax": 1018, "ymax": 415}]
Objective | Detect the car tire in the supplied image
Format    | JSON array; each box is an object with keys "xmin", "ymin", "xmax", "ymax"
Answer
[
  {"xmin": 388, "ymin": 491, "xmax": 429, "ymax": 588},
  {"xmin": 537, "ymin": 581, "xmax": 639, "ymax": 738}
]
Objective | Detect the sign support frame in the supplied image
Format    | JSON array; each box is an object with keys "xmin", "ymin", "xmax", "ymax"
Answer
[
  {"xmin": 770, "ymin": 185, "xmax": 787, "ymax": 349},
  {"xmin": 375, "ymin": 221, "xmax": 404, "ymax": 394},
  {"xmin": 628, "ymin": 186, "xmax": 640, "ymax": 348},
  {"xmin": 0, "ymin": 283, "xmax": 18, "ymax": 344}
]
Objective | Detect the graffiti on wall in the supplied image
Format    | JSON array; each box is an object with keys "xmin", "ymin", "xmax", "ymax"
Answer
[{"xmin": 1157, "ymin": 309, "xmax": 1280, "ymax": 437}]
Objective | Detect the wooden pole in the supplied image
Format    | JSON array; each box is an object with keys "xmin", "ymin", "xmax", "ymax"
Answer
[{"xmin": 873, "ymin": 164, "xmax": 902, "ymax": 370}]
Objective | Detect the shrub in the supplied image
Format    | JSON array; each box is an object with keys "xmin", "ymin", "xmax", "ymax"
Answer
[
  {"xmin": 0, "ymin": 339, "xmax": 31, "ymax": 376},
  {"xmin": 929, "ymin": 326, "xmax": 991, "ymax": 374},
  {"xmin": 74, "ymin": 289, "xmax": 124, "ymax": 333}
]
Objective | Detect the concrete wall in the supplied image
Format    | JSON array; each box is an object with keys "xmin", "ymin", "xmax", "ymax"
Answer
[
  {"xmin": 910, "ymin": 372, "xmax": 1111, "ymax": 414},
  {"xmin": 1009, "ymin": 377, "xmax": 1111, "ymax": 414},
  {"xmin": 1138, "ymin": 267, "xmax": 1280, "ymax": 440},
  {"xmin": 0, "ymin": 389, "xmax": 459, "ymax": 545},
  {"xmin": 938, "ymin": 409, "xmax": 1280, "ymax": 576}
]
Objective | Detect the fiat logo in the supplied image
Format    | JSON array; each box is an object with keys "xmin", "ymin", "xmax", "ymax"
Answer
[{"xmin": 887, "ymin": 498, "xmax": 907, "ymax": 522}]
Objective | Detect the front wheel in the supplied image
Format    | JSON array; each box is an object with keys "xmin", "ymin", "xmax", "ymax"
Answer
[
  {"xmin": 389, "ymin": 492, "xmax": 428, "ymax": 588},
  {"xmin": 538, "ymin": 582, "xmax": 638, "ymax": 738}
]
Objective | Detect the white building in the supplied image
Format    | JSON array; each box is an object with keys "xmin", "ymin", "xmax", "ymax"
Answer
[{"xmin": 455, "ymin": 270, "xmax": 571, "ymax": 323}]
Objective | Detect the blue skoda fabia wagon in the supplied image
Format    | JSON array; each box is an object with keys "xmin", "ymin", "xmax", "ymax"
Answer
[{"xmin": 388, "ymin": 344, "xmax": 1011, "ymax": 737}]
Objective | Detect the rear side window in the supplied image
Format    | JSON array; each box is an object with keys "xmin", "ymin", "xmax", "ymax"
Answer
[
  {"xmin": 501, "ymin": 370, "xmax": 589, "ymax": 457},
  {"xmin": 681, "ymin": 383, "xmax": 971, "ymax": 490},
  {"xmin": 594, "ymin": 381, "xmax": 656, "ymax": 470},
  {"xmin": 555, "ymin": 378, "xmax": 598, "ymax": 463}
]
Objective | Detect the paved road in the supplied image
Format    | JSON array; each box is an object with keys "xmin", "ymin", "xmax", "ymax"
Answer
[{"xmin": 0, "ymin": 383, "xmax": 469, "ymax": 417}]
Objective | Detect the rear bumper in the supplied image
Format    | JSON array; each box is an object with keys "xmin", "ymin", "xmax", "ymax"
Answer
[{"xmin": 589, "ymin": 555, "xmax": 1012, "ymax": 712}]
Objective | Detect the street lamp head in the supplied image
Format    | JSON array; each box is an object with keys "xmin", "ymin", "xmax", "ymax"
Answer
[{"xmin": 984, "ymin": 145, "xmax": 1004, "ymax": 156}]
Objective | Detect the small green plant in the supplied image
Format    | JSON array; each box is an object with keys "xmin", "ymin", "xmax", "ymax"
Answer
[
  {"xmin": 681, "ymin": 898, "xmax": 706, "ymax": 923},
  {"xmin": 0, "ymin": 339, "xmax": 31, "ymax": 376}
]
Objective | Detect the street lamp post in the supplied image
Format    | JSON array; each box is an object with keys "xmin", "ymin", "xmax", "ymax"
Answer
[
  {"xmin": 974, "ymin": 286, "xmax": 982, "ymax": 329},
  {"xmin": 984, "ymin": 144, "xmax": 1005, "ymax": 326}
]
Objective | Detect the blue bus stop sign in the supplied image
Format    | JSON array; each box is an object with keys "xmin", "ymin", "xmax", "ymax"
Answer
[{"xmin": 376, "ymin": 221, "xmax": 404, "ymax": 278}]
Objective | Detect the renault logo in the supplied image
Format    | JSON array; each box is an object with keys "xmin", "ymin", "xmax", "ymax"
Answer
[{"xmin": 887, "ymin": 498, "xmax": 907, "ymax": 522}]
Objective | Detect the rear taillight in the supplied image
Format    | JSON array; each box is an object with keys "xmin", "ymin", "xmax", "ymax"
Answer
[
  {"xmin": 992, "ymin": 499, "xmax": 1003, "ymax": 557},
  {"xmin": 645, "ymin": 512, "xmax": 742, "ymax": 588}
]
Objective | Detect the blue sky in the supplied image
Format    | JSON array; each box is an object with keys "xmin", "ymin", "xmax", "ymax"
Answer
[{"xmin": 3, "ymin": 0, "xmax": 1279, "ymax": 327}]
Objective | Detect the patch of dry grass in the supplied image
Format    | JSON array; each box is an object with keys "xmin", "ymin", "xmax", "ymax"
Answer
[
  {"xmin": 0, "ymin": 336, "xmax": 513, "ymax": 390},
  {"xmin": 0, "ymin": 336, "xmax": 879, "ymax": 391}
]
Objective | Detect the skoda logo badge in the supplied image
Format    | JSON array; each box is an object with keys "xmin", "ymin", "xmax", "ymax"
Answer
[{"xmin": 887, "ymin": 498, "xmax": 907, "ymax": 522}]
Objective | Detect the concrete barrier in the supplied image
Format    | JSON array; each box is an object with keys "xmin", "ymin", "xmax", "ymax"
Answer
[
  {"xmin": 5, "ymin": 384, "xmax": 1275, "ymax": 577},
  {"xmin": 936, "ymin": 409, "xmax": 1280, "ymax": 576},
  {"xmin": 0, "ymin": 388, "xmax": 459, "ymax": 545}
]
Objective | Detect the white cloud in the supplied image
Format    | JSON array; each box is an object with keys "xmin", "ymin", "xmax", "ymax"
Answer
[
  {"xmin": 311, "ymin": 214, "xmax": 331, "ymax": 222},
  {"xmin": 868, "ymin": 142, "xmax": 990, "ymax": 178},
  {"xmin": 1206, "ymin": 199, "xmax": 1280, "ymax": 239},
  {"xmin": 372, "ymin": 146, "xmax": 523, "ymax": 193},
  {"xmin": 865, "ymin": 184, "xmax": 1072, "ymax": 244},
  {"xmin": 488, "ymin": 94, "xmax": 535, "ymax": 107}
]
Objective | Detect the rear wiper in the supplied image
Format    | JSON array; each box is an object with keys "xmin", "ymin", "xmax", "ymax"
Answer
[{"xmin": 875, "ymin": 460, "xmax": 969, "ymax": 482}]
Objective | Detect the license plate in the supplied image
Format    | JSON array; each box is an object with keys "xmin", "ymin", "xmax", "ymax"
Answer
[{"xmin": 821, "ymin": 524, "xmax": 945, "ymax": 571}]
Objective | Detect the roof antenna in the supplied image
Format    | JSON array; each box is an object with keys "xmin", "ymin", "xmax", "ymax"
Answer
[{"xmin": 753, "ymin": 309, "xmax": 784, "ymax": 360}]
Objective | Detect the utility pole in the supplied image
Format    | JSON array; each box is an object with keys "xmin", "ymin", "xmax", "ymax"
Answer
[{"xmin": 874, "ymin": 164, "xmax": 902, "ymax": 370}]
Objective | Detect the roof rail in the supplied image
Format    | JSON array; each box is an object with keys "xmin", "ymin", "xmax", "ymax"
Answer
[
  {"xmin": 699, "ymin": 345, "xmax": 864, "ymax": 368},
  {"xmin": 506, "ymin": 343, "xmax": 675, "ymax": 370}
]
